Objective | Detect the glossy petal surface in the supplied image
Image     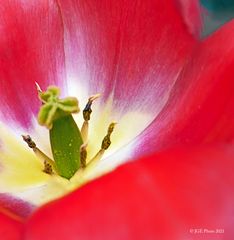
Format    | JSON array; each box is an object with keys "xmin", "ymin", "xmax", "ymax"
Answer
[
  {"xmin": 133, "ymin": 20, "xmax": 234, "ymax": 157},
  {"xmin": 0, "ymin": 208, "xmax": 23, "ymax": 240},
  {"xmin": 51, "ymin": 0, "xmax": 199, "ymax": 172},
  {"xmin": 0, "ymin": 0, "xmax": 200, "ymax": 208},
  {"xmin": 25, "ymin": 145, "xmax": 234, "ymax": 240},
  {"xmin": 0, "ymin": 0, "xmax": 197, "ymax": 129},
  {"xmin": 58, "ymin": 0, "xmax": 196, "ymax": 117}
]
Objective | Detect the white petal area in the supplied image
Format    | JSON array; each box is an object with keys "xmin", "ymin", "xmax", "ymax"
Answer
[
  {"xmin": 0, "ymin": 123, "xmax": 71, "ymax": 205},
  {"xmin": 0, "ymin": 123, "xmax": 96, "ymax": 206},
  {"xmin": 66, "ymin": 75, "xmax": 174, "ymax": 160},
  {"xmin": 0, "ymin": 119, "xmax": 104, "ymax": 206}
]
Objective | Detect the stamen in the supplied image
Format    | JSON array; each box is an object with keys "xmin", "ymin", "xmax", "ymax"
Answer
[
  {"xmin": 88, "ymin": 149, "xmax": 105, "ymax": 166},
  {"xmin": 22, "ymin": 84, "xmax": 117, "ymax": 180},
  {"xmin": 81, "ymin": 93, "xmax": 101, "ymax": 142},
  {"xmin": 80, "ymin": 143, "xmax": 88, "ymax": 168},
  {"xmin": 101, "ymin": 122, "xmax": 117, "ymax": 150},
  {"xmin": 87, "ymin": 122, "xmax": 116, "ymax": 167},
  {"xmin": 22, "ymin": 135, "xmax": 55, "ymax": 174},
  {"xmin": 35, "ymin": 82, "xmax": 42, "ymax": 93},
  {"xmin": 35, "ymin": 82, "xmax": 46, "ymax": 106},
  {"xmin": 43, "ymin": 160, "xmax": 53, "ymax": 175},
  {"xmin": 22, "ymin": 135, "xmax": 36, "ymax": 148}
]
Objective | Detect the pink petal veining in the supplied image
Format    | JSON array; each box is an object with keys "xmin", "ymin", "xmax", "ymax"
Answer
[
  {"xmin": 0, "ymin": 0, "xmax": 199, "ymax": 129},
  {"xmin": 56, "ymin": 0, "xmax": 197, "ymax": 116}
]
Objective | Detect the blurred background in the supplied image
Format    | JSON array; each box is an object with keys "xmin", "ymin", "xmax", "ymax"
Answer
[{"xmin": 201, "ymin": 0, "xmax": 234, "ymax": 36}]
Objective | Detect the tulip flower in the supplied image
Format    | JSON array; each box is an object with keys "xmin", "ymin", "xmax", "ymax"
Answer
[{"xmin": 0, "ymin": 0, "xmax": 234, "ymax": 239}]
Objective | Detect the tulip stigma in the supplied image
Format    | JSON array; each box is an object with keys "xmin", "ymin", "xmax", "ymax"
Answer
[{"xmin": 21, "ymin": 84, "xmax": 116, "ymax": 180}]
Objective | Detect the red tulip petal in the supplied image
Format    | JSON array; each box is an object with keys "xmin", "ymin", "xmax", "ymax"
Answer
[
  {"xmin": 0, "ymin": 0, "xmax": 66, "ymax": 128},
  {"xmin": 25, "ymin": 144, "xmax": 234, "ymax": 240},
  {"xmin": 54, "ymin": 0, "xmax": 197, "ymax": 119},
  {"xmin": 0, "ymin": 0, "xmax": 201, "ymax": 130},
  {"xmin": 176, "ymin": 0, "xmax": 202, "ymax": 36},
  {"xmin": 0, "ymin": 207, "xmax": 23, "ymax": 240},
  {"xmin": 133, "ymin": 20, "xmax": 234, "ymax": 157}
]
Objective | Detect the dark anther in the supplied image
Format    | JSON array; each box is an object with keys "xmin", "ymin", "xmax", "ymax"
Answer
[
  {"xmin": 83, "ymin": 101, "xmax": 92, "ymax": 121},
  {"xmin": 80, "ymin": 148, "xmax": 87, "ymax": 168},
  {"xmin": 108, "ymin": 123, "xmax": 115, "ymax": 135},
  {"xmin": 101, "ymin": 135, "xmax": 111, "ymax": 150},
  {"xmin": 43, "ymin": 160, "xmax": 53, "ymax": 174},
  {"xmin": 22, "ymin": 135, "xmax": 36, "ymax": 149}
]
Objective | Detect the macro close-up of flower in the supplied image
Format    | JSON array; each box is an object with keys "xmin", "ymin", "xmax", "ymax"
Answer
[{"xmin": 0, "ymin": 0, "xmax": 234, "ymax": 239}]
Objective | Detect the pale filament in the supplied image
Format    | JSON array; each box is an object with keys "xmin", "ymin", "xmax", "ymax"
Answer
[{"xmin": 85, "ymin": 122, "xmax": 117, "ymax": 168}]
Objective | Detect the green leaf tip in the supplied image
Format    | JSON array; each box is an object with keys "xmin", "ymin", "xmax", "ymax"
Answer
[{"xmin": 37, "ymin": 86, "xmax": 80, "ymax": 129}]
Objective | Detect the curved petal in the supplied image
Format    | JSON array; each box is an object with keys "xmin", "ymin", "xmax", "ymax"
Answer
[
  {"xmin": 58, "ymin": 0, "xmax": 197, "ymax": 115},
  {"xmin": 133, "ymin": 19, "xmax": 234, "ymax": 157},
  {"xmin": 0, "ymin": 208, "xmax": 23, "ymax": 240},
  {"xmin": 0, "ymin": 0, "xmax": 66, "ymax": 128},
  {"xmin": 0, "ymin": 0, "xmax": 200, "ymax": 130},
  {"xmin": 176, "ymin": 0, "xmax": 202, "ymax": 36},
  {"xmin": 53, "ymin": 0, "xmax": 199, "ymax": 164},
  {"xmin": 0, "ymin": 0, "xmax": 200, "ymax": 203},
  {"xmin": 25, "ymin": 144, "xmax": 234, "ymax": 240}
]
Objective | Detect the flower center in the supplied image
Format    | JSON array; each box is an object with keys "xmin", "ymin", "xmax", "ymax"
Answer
[
  {"xmin": 22, "ymin": 85, "xmax": 116, "ymax": 180},
  {"xmin": 0, "ymin": 82, "xmax": 153, "ymax": 208}
]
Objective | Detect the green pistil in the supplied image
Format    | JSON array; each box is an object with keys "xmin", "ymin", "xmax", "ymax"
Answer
[
  {"xmin": 37, "ymin": 86, "xmax": 83, "ymax": 179},
  {"xmin": 50, "ymin": 115, "xmax": 83, "ymax": 179}
]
